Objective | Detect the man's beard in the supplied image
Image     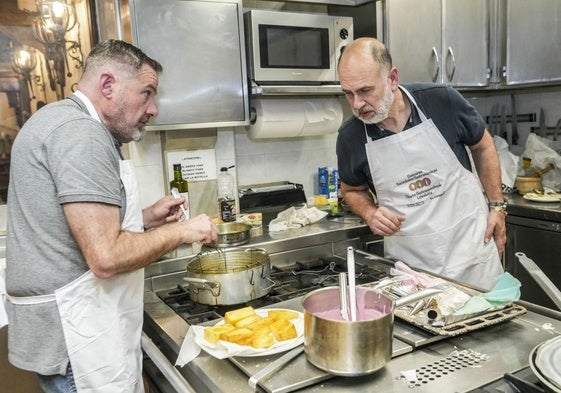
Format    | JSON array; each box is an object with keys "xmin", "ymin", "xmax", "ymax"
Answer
[
  {"xmin": 357, "ymin": 83, "xmax": 395, "ymax": 125},
  {"xmin": 107, "ymin": 101, "xmax": 146, "ymax": 143}
]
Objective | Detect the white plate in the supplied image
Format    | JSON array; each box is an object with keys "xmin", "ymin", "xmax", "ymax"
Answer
[
  {"xmin": 535, "ymin": 335, "xmax": 561, "ymax": 390},
  {"xmin": 192, "ymin": 308, "xmax": 304, "ymax": 358},
  {"xmin": 523, "ymin": 192, "xmax": 561, "ymax": 202}
]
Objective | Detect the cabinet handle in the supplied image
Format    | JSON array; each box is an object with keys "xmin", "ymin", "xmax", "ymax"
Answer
[
  {"xmin": 431, "ymin": 46, "xmax": 440, "ymax": 82},
  {"xmin": 446, "ymin": 46, "xmax": 456, "ymax": 82}
]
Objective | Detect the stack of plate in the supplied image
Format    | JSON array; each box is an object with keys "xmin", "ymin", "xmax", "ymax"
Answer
[{"xmin": 530, "ymin": 335, "xmax": 561, "ymax": 392}]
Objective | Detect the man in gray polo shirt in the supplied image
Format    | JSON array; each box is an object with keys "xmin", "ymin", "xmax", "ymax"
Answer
[{"xmin": 6, "ymin": 39, "xmax": 218, "ymax": 393}]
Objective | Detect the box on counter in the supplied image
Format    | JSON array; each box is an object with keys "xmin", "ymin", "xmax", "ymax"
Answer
[
  {"xmin": 237, "ymin": 213, "xmax": 263, "ymax": 236},
  {"xmin": 318, "ymin": 167, "xmax": 339, "ymax": 214}
]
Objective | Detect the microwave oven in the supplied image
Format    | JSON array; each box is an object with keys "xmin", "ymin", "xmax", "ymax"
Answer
[{"xmin": 244, "ymin": 10, "xmax": 354, "ymax": 85}]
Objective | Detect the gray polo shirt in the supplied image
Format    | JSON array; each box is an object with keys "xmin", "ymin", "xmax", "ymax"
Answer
[{"xmin": 6, "ymin": 95, "xmax": 126, "ymax": 375}]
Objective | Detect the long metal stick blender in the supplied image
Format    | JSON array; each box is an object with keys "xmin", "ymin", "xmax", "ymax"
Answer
[{"xmin": 347, "ymin": 246, "xmax": 357, "ymax": 321}]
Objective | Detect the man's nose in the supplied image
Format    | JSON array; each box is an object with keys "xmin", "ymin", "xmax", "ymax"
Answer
[
  {"xmin": 147, "ymin": 100, "xmax": 158, "ymax": 118},
  {"xmin": 350, "ymin": 94, "xmax": 365, "ymax": 110}
]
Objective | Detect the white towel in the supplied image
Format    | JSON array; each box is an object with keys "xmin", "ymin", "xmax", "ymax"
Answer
[{"xmin": 268, "ymin": 206, "xmax": 328, "ymax": 232}]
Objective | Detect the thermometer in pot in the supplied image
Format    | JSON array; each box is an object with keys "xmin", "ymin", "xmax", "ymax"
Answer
[{"xmin": 171, "ymin": 187, "xmax": 188, "ymax": 222}]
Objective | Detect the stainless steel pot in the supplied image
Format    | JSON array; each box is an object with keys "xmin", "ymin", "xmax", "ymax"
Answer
[
  {"xmin": 302, "ymin": 286, "xmax": 441, "ymax": 376},
  {"xmin": 183, "ymin": 248, "xmax": 274, "ymax": 305},
  {"xmin": 215, "ymin": 222, "xmax": 251, "ymax": 247}
]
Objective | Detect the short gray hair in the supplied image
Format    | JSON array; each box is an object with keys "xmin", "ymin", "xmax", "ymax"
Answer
[{"xmin": 84, "ymin": 39, "xmax": 163, "ymax": 75}]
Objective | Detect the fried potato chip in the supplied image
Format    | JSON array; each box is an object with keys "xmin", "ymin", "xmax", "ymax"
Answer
[
  {"xmin": 268, "ymin": 309, "xmax": 299, "ymax": 321},
  {"xmin": 204, "ymin": 323, "xmax": 236, "ymax": 344},
  {"xmin": 270, "ymin": 318, "xmax": 297, "ymax": 341},
  {"xmin": 224, "ymin": 306, "xmax": 256, "ymax": 325}
]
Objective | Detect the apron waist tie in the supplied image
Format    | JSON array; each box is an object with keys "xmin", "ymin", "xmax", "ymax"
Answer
[{"xmin": 6, "ymin": 293, "xmax": 56, "ymax": 305}]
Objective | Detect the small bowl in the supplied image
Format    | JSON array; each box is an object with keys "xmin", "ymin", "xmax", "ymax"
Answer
[{"xmin": 515, "ymin": 176, "xmax": 543, "ymax": 195}]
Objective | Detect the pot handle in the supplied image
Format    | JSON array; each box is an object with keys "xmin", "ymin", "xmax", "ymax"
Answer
[
  {"xmin": 182, "ymin": 277, "xmax": 221, "ymax": 297},
  {"xmin": 394, "ymin": 287, "xmax": 443, "ymax": 308},
  {"xmin": 244, "ymin": 247, "xmax": 268, "ymax": 254}
]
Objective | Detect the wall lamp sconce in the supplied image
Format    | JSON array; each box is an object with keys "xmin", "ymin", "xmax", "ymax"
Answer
[
  {"xmin": 28, "ymin": 0, "xmax": 84, "ymax": 99},
  {"xmin": 10, "ymin": 46, "xmax": 43, "ymax": 100}
]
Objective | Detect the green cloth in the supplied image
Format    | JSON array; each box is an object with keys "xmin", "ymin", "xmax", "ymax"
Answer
[{"xmin": 454, "ymin": 272, "xmax": 521, "ymax": 315}]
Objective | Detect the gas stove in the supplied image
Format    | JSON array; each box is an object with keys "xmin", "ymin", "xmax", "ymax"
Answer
[
  {"xmin": 142, "ymin": 224, "xmax": 561, "ymax": 393},
  {"xmin": 156, "ymin": 256, "xmax": 387, "ymax": 325}
]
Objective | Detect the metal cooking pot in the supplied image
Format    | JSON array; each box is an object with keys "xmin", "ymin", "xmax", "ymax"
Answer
[
  {"xmin": 183, "ymin": 248, "xmax": 274, "ymax": 305},
  {"xmin": 215, "ymin": 222, "xmax": 251, "ymax": 247},
  {"xmin": 302, "ymin": 286, "xmax": 441, "ymax": 376}
]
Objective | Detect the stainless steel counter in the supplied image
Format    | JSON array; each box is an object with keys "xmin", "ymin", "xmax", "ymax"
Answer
[
  {"xmin": 142, "ymin": 216, "xmax": 561, "ymax": 393},
  {"xmin": 507, "ymin": 193, "xmax": 561, "ymax": 221}
]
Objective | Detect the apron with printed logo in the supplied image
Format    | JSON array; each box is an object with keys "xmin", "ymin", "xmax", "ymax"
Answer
[
  {"xmin": 364, "ymin": 88, "xmax": 503, "ymax": 290},
  {"xmin": 8, "ymin": 160, "xmax": 145, "ymax": 393}
]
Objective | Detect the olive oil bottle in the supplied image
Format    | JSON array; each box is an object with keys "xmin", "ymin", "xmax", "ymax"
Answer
[{"xmin": 170, "ymin": 163, "xmax": 190, "ymax": 220}]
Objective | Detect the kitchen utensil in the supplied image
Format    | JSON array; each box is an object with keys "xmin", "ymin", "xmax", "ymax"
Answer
[
  {"xmin": 339, "ymin": 273, "xmax": 349, "ymax": 321},
  {"xmin": 183, "ymin": 248, "xmax": 274, "ymax": 305},
  {"xmin": 515, "ymin": 176, "xmax": 543, "ymax": 195},
  {"xmin": 248, "ymin": 346, "xmax": 305, "ymax": 391},
  {"xmin": 515, "ymin": 164, "xmax": 555, "ymax": 195},
  {"xmin": 346, "ymin": 246, "xmax": 357, "ymax": 321},
  {"xmin": 539, "ymin": 109, "xmax": 547, "ymax": 137},
  {"xmin": 215, "ymin": 222, "xmax": 251, "ymax": 247},
  {"xmin": 528, "ymin": 163, "xmax": 555, "ymax": 177},
  {"xmin": 489, "ymin": 103, "xmax": 498, "ymax": 136},
  {"xmin": 511, "ymin": 95, "xmax": 519, "ymax": 145},
  {"xmin": 517, "ymin": 252, "xmax": 561, "ymax": 392},
  {"xmin": 516, "ymin": 252, "xmax": 561, "ymax": 310},
  {"xmin": 171, "ymin": 187, "xmax": 188, "ymax": 222},
  {"xmin": 302, "ymin": 286, "xmax": 442, "ymax": 376},
  {"xmin": 500, "ymin": 105, "xmax": 507, "ymax": 140}
]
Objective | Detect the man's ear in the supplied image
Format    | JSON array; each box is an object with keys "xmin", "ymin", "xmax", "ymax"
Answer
[
  {"xmin": 388, "ymin": 67, "xmax": 399, "ymax": 87},
  {"xmin": 99, "ymin": 72, "xmax": 115, "ymax": 99}
]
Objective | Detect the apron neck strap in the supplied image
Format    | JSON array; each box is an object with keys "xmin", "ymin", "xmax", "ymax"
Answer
[{"xmin": 363, "ymin": 86, "xmax": 428, "ymax": 140}]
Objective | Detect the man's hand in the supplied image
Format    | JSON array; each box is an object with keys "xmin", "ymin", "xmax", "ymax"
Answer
[
  {"xmin": 143, "ymin": 195, "xmax": 187, "ymax": 230},
  {"xmin": 485, "ymin": 210, "xmax": 506, "ymax": 258},
  {"xmin": 365, "ymin": 205, "xmax": 406, "ymax": 236},
  {"xmin": 179, "ymin": 214, "xmax": 218, "ymax": 244}
]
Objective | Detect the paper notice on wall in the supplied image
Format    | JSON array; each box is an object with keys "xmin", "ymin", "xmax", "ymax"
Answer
[{"xmin": 166, "ymin": 149, "xmax": 217, "ymax": 182}]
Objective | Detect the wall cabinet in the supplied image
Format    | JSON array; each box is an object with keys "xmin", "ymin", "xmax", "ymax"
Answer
[
  {"xmin": 377, "ymin": 0, "xmax": 489, "ymax": 87},
  {"xmin": 502, "ymin": 0, "xmax": 561, "ymax": 86},
  {"xmin": 377, "ymin": 0, "xmax": 561, "ymax": 89},
  {"xmin": 96, "ymin": 0, "xmax": 249, "ymax": 131}
]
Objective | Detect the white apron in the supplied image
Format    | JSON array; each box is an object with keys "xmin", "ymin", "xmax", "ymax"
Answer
[
  {"xmin": 7, "ymin": 160, "xmax": 145, "ymax": 393},
  {"xmin": 364, "ymin": 88, "xmax": 503, "ymax": 290}
]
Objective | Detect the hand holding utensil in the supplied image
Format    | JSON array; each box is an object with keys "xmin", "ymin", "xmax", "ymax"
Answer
[{"xmin": 170, "ymin": 187, "xmax": 188, "ymax": 222}]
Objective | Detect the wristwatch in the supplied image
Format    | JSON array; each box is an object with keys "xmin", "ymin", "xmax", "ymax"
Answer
[{"xmin": 488, "ymin": 200, "xmax": 508, "ymax": 214}]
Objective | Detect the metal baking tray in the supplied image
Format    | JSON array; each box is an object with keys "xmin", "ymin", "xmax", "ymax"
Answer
[{"xmin": 371, "ymin": 277, "xmax": 527, "ymax": 336}]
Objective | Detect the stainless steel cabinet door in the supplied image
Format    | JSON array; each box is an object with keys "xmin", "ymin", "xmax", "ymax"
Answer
[
  {"xmin": 382, "ymin": 0, "xmax": 489, "ymax": 87},
  {"xmin": 385, "ymin": 0, "xmax": 442, "ymax": 84},
  {"xmin": 130, "ymin": 0, "xmax": 249, "ymax": 130},
  {"xmin": 505, "ymin": 0, "xmax": 561, "ymax": 85},
  {"xmin": 444, "ymin": 0, "xmax": 489, "ymax": 87}
]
